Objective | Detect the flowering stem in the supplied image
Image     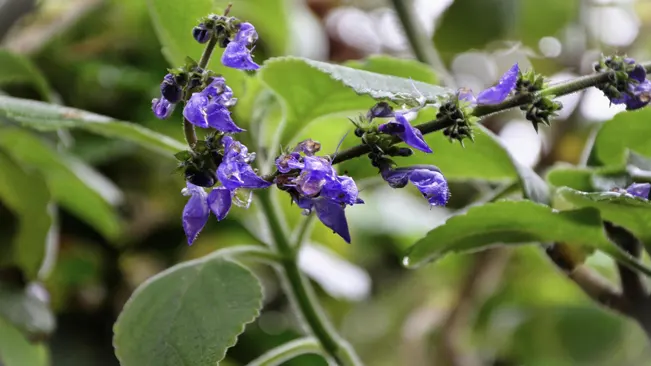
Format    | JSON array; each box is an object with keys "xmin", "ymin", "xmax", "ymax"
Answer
[
  {"xmin": 256, "ymin": 189, "xmax": 362, "ymax": 366},
  {"xmin": 388, "ymin": 0, "xmax": 455, "ymax": 87},
  {"xmin": 246, "ymin": 337, "xmax": 322, "ymax": 366}
]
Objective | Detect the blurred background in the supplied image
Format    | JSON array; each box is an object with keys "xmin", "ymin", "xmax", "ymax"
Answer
[{"xmin": 2, "ymin": 0, "xmax": 651, "ymax": 365}]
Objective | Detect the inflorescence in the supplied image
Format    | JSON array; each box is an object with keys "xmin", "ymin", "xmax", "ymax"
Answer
[{"xmin": 150, "ymin": 7, "xmax": 651, "ymax": 246}]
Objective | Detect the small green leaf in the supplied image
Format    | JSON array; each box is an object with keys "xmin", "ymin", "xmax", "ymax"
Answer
[
  {"xmin": 0, "ymin": 317, "xmax": 49, "ymax": 366},
  {"xmin": 0, "ymin": 152, "xmax": 52, "ymax": 280},
  {"xmin": 345, "ymin": 56, "xmax": 438, "ymax": 84},
  {"xmin": 0, "ymin": 50, "xmax": 52, "ymax": 101},
  {"xmin": 589, "ymin": 109, "xmax": 651, "ymax": 167},
  {"xmin": 259, "ymin": 56, "xmax": 452, "ymax": 146},
  {"xmin": 404, "ymin": 200, "xmax": 651, "ymax": 276},
  {"xmin": 113, "ymin": 255, "xmax": 262, "ymax": 366},
  {"xmin": 0, "ymin": 129, "xmax": 122, "ymax": 240},
  {"xmin": 0, "ymin": 95, "xmax": 186, "ymax": 155},
  {"xmin": 0, "ymin": 282, "xmax": 55, "ymax": 340},
  {"xmin": 557, "ymin": 187, "xmax": 651, "ymax": 255}
]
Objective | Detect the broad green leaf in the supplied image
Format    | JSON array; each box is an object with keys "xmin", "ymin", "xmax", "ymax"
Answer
[
  {"xmin": 113, "ymin": 255, "xmax": 262, "ymax": 366},
  {"xmin": 589, "ymin": 109, "xmax": 651, "ymax": 167},
  {"xmin": 404, "ymin": 200, "xmax": 651, "ymax": 276},
  {"xmin": 259, "ymin": 56, "xmax": 453, "ymax": 146},
  {"xmin": 546, "ymin": 166, "xmax": 630, "ymax": 192},
  {"xmin": 0, "ymin": 153, "xmax": 52, "ymax": 280},
  {"xmin": 0, "ymin": 282, "xmax": 55, "ymax": 340},
  {"xmin": 0, "ymin": 317, "xmax": 49, "ymax": 366},
  {"xmin": 345, "ymin": 56, "xmax": 438, "ymax": 84},
  {"xmin": 0, "ymin": 128, "xmax": 122, "ymax": 240},
  {"xmin": 214, "ymin": 0, "xmax": 289, "ymax": 55},
  {"xmin": 0, "ymin": 96, "xmax": 186, "ymax": 155},
  {"xmin": 0, "ymin": 50, "xmax": 52, "ymax": 101},
  {"xmin": 558, "ymin": 187, "xmax": 651, "ymax": 255}
]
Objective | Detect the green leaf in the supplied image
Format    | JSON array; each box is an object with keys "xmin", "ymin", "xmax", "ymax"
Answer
[
  {"xmin": 0, "ymin": 128, "xmax": 122, "ymax": 240},
  {"xmin": 517, "ymin": 0, "xmax": 578, "ymax": 48},
  {"xmin": 557, "ymin": 187, "xmax": 651, "ymax": 255},
  {"xmin": 546, "ymin": 166, "xmax": 630, "ymax": 192},
  {"xmin": 0, "ymin": 152, "xmax": 52, "ymax": 280},
  {"xmin": 214, "ymin": 0, "xmax": 289, "ymax": 55},
  {"xmin": 404, "ymin": 200, "xmax": 651, "ymax": 276},
  {"xmin": 0, "ymin": 282, "xmax": 55, "ymax": 340},
  {"xmin": 588, "ymin": 109, "xmax": 651, "ymax": 167},
  {"xmin": 0, "ymin": 50, "xmax": 52, "ymax": 101},
  {"xmin": 259, "ymin": 56, "xmax": 452, "ymax": 146},
  {"xmin": 345, "ymin": 56, "xmax": 438, "ymax": 84},
  {"xmin": 0, "ymin": 317, "xmax": 49, "ymax": 366},
  {"xmin": 113, "ymin": 255, "xmax": 262, "ymax": 366},
  {"xmin": 0, "ymin": 95, "xmax": 186, "ymax": 155}
]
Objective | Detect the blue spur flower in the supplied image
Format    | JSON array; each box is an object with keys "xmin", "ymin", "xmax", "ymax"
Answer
[
  {"xmin": 458, "ymin": 63, "xmax": 520, "ymax": 105},
  {"xmin": 181, "ymin": 136, "xmax": 271, "ymax": 245},
  {"xmin": 183, "ymin": 77, "xmax": 243, "ymax": 132},
  {"xmin": 626, "ymin": 182, "xmax": 651, "ymax": 199},
  {"xmin": 221, "ymin": 22, "xmax": 260, "ymax": 71},
  {"xmin": 378, "ymin": 112, "xmax": 433, "ymax": 153},
  {"xmin": 381, "ymin": 165, "xmax": 450, "ymax": 206}
]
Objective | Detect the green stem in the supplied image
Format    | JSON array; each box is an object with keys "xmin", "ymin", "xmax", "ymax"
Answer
[
  {"xmin": 256, "ymin": 189, "xmax": 362, "ymax": 366},
  {"xmin": 388, "ymin": 0, "xmax": 455, "ymax": 87},
  {"xmin": 246, "ymin": 337, "xmax": 322, "ymax": 366},
  {"xmin": 292, "ymin": 214, "xmax": 316, "ymax": 250}
]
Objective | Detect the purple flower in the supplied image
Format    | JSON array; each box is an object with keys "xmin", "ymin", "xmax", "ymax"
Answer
[
  {"xmin": 160, "ymin": 74, "xmax": 183, "ymax": 103},
  {"xmin": 611, "ymin": 80, "xmax": 651, "ymax": 111},
  {"xmin": 221, "ymin": 22, "xmax": 260, "ymax": 71},
  {"xmin": 183, "ymin": 77, "xmax": 244, "ymax": 132},
  {"xmin": 378, "ymin": 112, "xmax": 432, "ymax": 153},
  {"xmin": 299, "ymin": 197, "xmax": 353, "ymax": 243},
  {"xmin": 192, "ymin": 23, "xmax": 212, "ymax": 44},
  {"xmin": 217, "ymin": 136, "xmax": 272, "ymax": 191},
  {"xmin": 295, "ymin": 156, "xmax": 336, "ymax": 196},
  {"xmin": 457, "ymin": 63, "xmax": 519, "ymax": 106},
  {"xmin": 181, "ymin": 182, "xmax": 210, "ymax": 245},
  {"xmin": 152, "ymin": 97, "xmax": 175, "ymax": 119},
  {"xmin": 626, "ymin": 183, "xmax": 650, "ymax": 199},
  {"xmin": 381, "ymin": 165, "xmax": 449, "ymax": 206},
  {"xmin": 275, "ymin": 152, "xmax": 304, "ymax": 173}
]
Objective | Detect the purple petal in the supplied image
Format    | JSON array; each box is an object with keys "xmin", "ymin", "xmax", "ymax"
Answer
[
  {"xmin": 394, "ymin": 113, "xmax": 432, "ymax": 153},
  {"xmin": 476, "ymin": 63, "xmax": 519, "ymax": 105},
  {"xmin": 183, "ymin": 93, "xmax": 210, "ymax": 128},
  {"xmin": 313, "ymin": 198, "xmax": 351, "ymax": 243},
  {"xmin": 239, "ymin": 169, "xmax": 273, "ymax": 189},
  {"xmin": 221, "ymin": 41, "xmax": 260, "ymax": 71},
  {"xmin": 218, "ymin": 161, "xmax": 271, "ymax": 190},
  {"xmin": 626, "ymin": 80, "xmax": 651, "ymax": 110},
  {"xmin": 204, "ymin": 103, "xmax": 244, "ymax": 133},
  {"xmin": 234, "ymin": 22, "xmax": 258, "ymax": 45},
  {"xmin": 626, "ymin": 183, "xmax": 651, "ymax": 199},
  {"xmin": 152, "ymin": 97, "xmax": 175, "ymax": 119},
  {"xmin": 629, "ymin": 64, "xmax": 647, "ymax": 83},
  {"xmin": 321, "ymin": 175, "xmax": 360, "ymax": 206},
  {"xmin": 378, "ymin": 122, "xmax": 405, "ymax": 135},
  {"xmin": 181, "ymin": 183, "xmax": 210, "ymax": 245},
  {"xmin": 203, "ymin": 77, "xmax": 234, "ymax": 102},
  {"xmin": 276, "ymin": 152, "xmax": 304, "ymax": 173},
  {"xmin": 207, "ymin": 187, "xmax": 232, "ymax": 221},
  {"xmin": 457, "ymin": 87, "xmax": 477, "ymax": 104},
  {"xmin": 381, "ymin": 169, "xmax": 410, "ymax": 188},
  {"xmin": 409, "ymin": 169, "xmax": 450, "ymax": 206}
]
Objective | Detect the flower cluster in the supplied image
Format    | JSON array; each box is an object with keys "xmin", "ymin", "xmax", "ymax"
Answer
[
  {"xmin": 595, "ymin": 56, "xmax": 651, "ymax": 110},
  {"xmin": 192, "ymin": 14, "xmax": 260, "ymax": 70},
  {"xmin": 275, "ymin": 140, "xmax": 363, "ymax": 243}
]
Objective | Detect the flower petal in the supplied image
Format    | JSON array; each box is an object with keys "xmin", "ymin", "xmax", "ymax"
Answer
[
  {"xmin": 181, "ymin": 183, "xmax": 210, "ymax": 245},
  {"xmin": 152, "ymin": 97, "xmax": 175, "ymax": 119},
  {"xmin": 205, "ymin": 104, "xmax": 244, "ymax": 133},
  {"xmin": 321, "ymin": 175, "xmax": 360, "ymax": 206},
  {"xmin": 409, "ymin": 169, "xmax": 450, "ymax": 206},
  {"xmin": 626, "ymin": 183, "xmax": 651, "ymax": 199},
  {"xmin": 476, "ymin": 63, "xmax": 519, "ymax": 105},
  {"xmin": 276, "ymin": 152, "xmax": 304, "ymax": 173},
  {"xmin": 234, "ymin": 22, "xmax": 258, "ymax": 45},
  {"xmin": 183, "ymin": 93, "xmax": 210, "ymax": 128},
  {"xmin": 207, "ymin": 186, "xmax": 232, "ymax": 221},
  {"xmin": 313, "ymin": 198, "xmax": 351, "ymax": 243},
  {"xmin": 457, "ymin": 87, "xmax": 477, "ymax": 105},
  {"xmin": 394, "ymin": 113, "xmax": 432, "ymax": 153},
  {"xmin": 221, "ymin": 41, "xmax": 260, "ymax": 71}
]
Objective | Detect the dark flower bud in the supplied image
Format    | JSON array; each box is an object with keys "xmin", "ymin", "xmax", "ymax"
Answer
[
  {"xmin": 354, "ymin": 128, "xmax": 364, "ymax": 137},
  {"xmin": 160, "ymin": 74, "xmax": 183, "ymax": 104},
  {"xmin": 378, "ymin": 122, "xmax": 405, "ymax": 135},
  {"xmin": 184, "ymin": 166, "xmax": 217, "ymax": 187},
  {"xmin": 397, "ymin": 147, "xmax": 413, "ymax": 157},
  {"xmin": 192, "ymin": 24, "xmax": 212, "ymax": 44},
  {"xmin": 366, "ymin": 102, "xmax": 394, "ymax": 120}
]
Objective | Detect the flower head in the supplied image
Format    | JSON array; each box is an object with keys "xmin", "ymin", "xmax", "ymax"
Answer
[
  {"xmin": 381, "ymin": 165, "xmax": 449, "ymax": 206},
  {"xmin": 457, "ymin": 63, "xmax": 519, "ymax": 106},
  {"xmin": 218, "ymin": 136, "xmax": 271, "ymax": 191},
  {"xmin": 183, "ymin": 77, "xmax": 243, "ymax": 132},
  {"xmin": 626, "ymin": 182, "xmax": 650, "ymax": 199},
  {"xmin": 378, "ymin": 112, "xmax": 432, "ymax": 153},
  {"xmin": 152, "ymin": 97, "xmax": 175, "ymax": 119},
  {"xmin": 221, "ymin": 22, "xmax": 260, "ymax": 71}
]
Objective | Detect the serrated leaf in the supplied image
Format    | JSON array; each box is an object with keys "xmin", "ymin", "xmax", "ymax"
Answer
[
  {"xmin": 0, "ymin": 128, "xmax": 122, "ymax": 240},
  {"xmin": 0, "ymin": 282, "xmax": 55, "ymax": 340},
  {"xmin": 0, "ymin": 317, "xmax": 49, "ymax": 366},
  {"xmin": 588, "ymin": 109, "xmax": 651, "ymax": 167},
  {"xmin": 557, "ymin": 187, "xmax": 651, "ymax": 255},
  {"xmin": 259, "ymin": 56, "xmax": 452, "ymax": 146},
  {"xmin": 404, "ymin": 200, "xmax": 651, "ymax": 276},
  {"xmin": 345, "ymin": 56, "xmax": 438, "ymax": 84},
  {"xmin": 0, "ymin": 50, "xmax": 52, "ymax": 101},
  {"xmin": 0, "ymin": 95, "xmax": 186, "ymax": 155},
  {"xmin": 0, "ymin": 152, "xmax": 52, "ymax": 280},
  {"xmin": 113, "ymin": 255, "xmax": 262, "ymax": 366}
]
